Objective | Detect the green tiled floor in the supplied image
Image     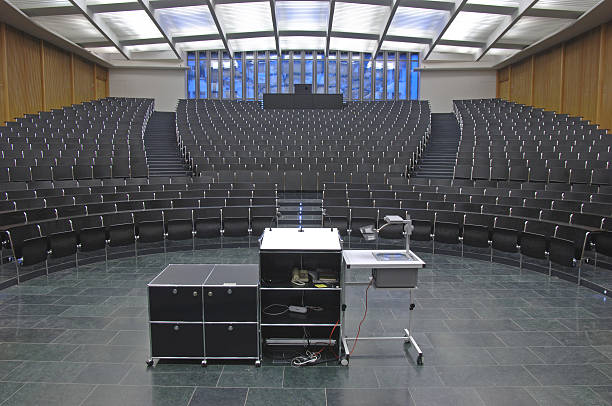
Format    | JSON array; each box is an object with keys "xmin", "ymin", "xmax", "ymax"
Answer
[{"xmin": 0, "ymin": 247, "xmax": 610, "ymax": 406}]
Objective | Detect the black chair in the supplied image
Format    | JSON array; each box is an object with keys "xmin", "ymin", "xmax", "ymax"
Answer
[
  {"xmin": 433, "ymin": 211, "xmax": 462, "ymax": 247},
  {"xmin": 222, "ymin": 207, "xmax": 249, "ymax": 237},
  {"xmin": 104, "ymin": 213, "xmax": 136, "ymax": 249},
  {"xmin": 134, "ymin": 211, "xmax": 165, "ymax": 244},
  {"xmin": 112, "ymin": 163, "xmax": 130, "ymax": 178},
  {"xmin": 52, "ymin": 166, "xmax": 74, "ymax": 181},
  {"xmin": 164, "ymin": 209, "xmax": 194, "ymax": 241},
  {"xmin": 462, "ymin": 213, "xmax": 493, "ymax": 254},
  {"xmin": 251, "ymin": 206, "xmax": 277, "ymax": 236},
  {"xmin": 491, "ymin": 216, "xmax": 525, "ymax": 256},
  {"xmin": 5, "ymin": 224, "xmax": 43, "ymax": 282},
  {"xmin": 194, "ymin": 208, "xmax": 222, "ymax": 238}
]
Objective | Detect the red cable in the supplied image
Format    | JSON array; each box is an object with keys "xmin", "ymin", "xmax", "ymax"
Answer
[
  {"xmin": 349, "ymin": 278, "xmax": 373, "ymax": 356},
  {"xmin": 314, "ymin": 318, "xmax": 339, "ymax": 357}
]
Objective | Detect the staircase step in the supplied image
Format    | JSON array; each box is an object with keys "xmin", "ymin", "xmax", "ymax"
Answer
[{"xmin": 144, "ymin": 111, "xmax": 189, "ymax": 177}]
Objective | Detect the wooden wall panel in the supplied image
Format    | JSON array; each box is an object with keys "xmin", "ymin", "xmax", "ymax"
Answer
[
  {"xmin": 499, "ymin": 20, "xmax": 611, "ymax": 130},
  {"xmin": 599, "ymin": 22, "xmax": 612, "ymax": 130},
  {"xmin": 0, "ymin": 23, "xmax": 109, "ymax": 123},
  {"xmin": 44, "ymin": 44, "xmax": 71, "ymax": 110},
  {"xmin": 533, "ymin": 46, "xmax": 561, "ymax": 112},
  {"xmin": 509, "ymin": 58, "xmax": 531, "ymax": 105},
  {"xmin": 6, "ymin": 26, "xmax": 42, "ymax": 118},
  {"xmin": 74, "ymin": 57, "xmax": 95, "ymax": 102},
  {"xmin": 0, "ymin": 24, "xmax": 8, "ymax": 125}
]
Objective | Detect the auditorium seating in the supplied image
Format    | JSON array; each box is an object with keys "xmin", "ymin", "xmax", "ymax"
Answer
[
  {"xmin": 0, "ymin": 97, "xmax": 154, "ymax": 181},
  {"xmin": 452, "ymin": 99, "xmax": 611, "ymax": 185},
  {"xmin": 0, "ymin": 97, "xmax": 610, "ymax": 295},
  {"xmin": 176, "ymin": 99, "xmax": 431, "ymax": 189}
]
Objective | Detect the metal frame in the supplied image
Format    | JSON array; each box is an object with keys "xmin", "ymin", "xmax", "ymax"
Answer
[
  {"xmin": 136, "ymin": 0, "xmax": 181, "ymax": 59},
  {"xmin": 424, "ymin": 0, "xmax": 468, "ymax": 60}
]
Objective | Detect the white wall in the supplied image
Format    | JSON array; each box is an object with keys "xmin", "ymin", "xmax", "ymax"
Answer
[
  {"xmin": 109, "ymin": 68, "xmax": 185, "ymax": 112},
  {"xmin": 420, "ymin": 69, "xmax": 496, "ymax": 113}
]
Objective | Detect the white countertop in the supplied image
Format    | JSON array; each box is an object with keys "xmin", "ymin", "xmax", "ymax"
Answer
[
  {"xmin": 343, "ymin": 250, "xmax": 426, "ymax": 269},
  {"xmin": 259, "ymin": 227, "xmax": 342, "ymax": 251}
]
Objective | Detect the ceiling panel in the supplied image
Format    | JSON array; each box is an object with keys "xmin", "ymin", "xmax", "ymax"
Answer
[
  {"xmin": 216, "ymin": 3, "xmax": 273, "ymax": 33},
  {"xmin": 156, "ymin": 6, "xmax": 218, "ymax": 37},
  {"xmin": 329, "ymin": 37, "xmax": 377, "ymax": 52},
  {"xmin": 332, "ymin": 2, "xmax": 388, "ymax": 35},
  {"xmin": 443, "ymin": 12, "xmax": 506, "ymax": 42},
  {"xmin": 501, "ymin": 16, "xmax": 574, "ymax": 43},
  {"xmin": 97, "ymin": 10, "xmax": 161, "ymax": 40},
  {"xmin": 467, "ymin": 0, "xmax": 519, "ymax": 6},
  {"xmin": 31, "ymin": 15, "xmax": 106, "ymax": 42},
  {"xmin": 124, "ymin": 43, "xmax": 171, "ymax": 52},
  {"xmin": 434, "ymin": 44, "xmax": 477, "ymax": 54},
  {"xmin": 279, "ymin": 35, "xmax": 325, "ymax": 50},
  {"xmin": 9, "ymin": 0, "xmax": 71, "ymax": 8},
  {"xmin": 177, "ymin": 40, "xmax": 226, "ymax": 51},
  {"xmin": 533, "ymin": 0, "xmax": 601, "ymax": 12},
  {"xmin": 276, "ymin": 1, "xmax": 329, "ymax": 31},
  {"xmin": 228, "ymin": 36, "xmax": 276, "ymax": 51},
  {"xmin": 381, "ymin": 41, "xmax": 427, "ymax": 52},
  {"xmin": 387, "ymin": 7, "xmax": 448, "ymax": 38},
  {"xmin": 86, "ymin": 0, "xmax": 137, "ymax": 4}
]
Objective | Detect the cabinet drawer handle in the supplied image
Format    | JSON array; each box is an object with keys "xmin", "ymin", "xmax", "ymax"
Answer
[
  {"xmin": 208, "ymin": 291, "xmax": 213, "ymax": 297},
  {"xmin": 227, "ymin": 288, "xmax": 232, "ymax": 295},
  {"xmin": 172, "ymin": 288, "xmax": 178, "ymax": 295},
  {"xmin": 193, "ymin": 291, "xmax": 198, "ymax": 297},
  {"xmin": 173, "ymin": 325, "xmax": 180, "ymax": 331},
  {"xmin": 227, "ymin": 325, "xmax": 233, "ymax": 332}
]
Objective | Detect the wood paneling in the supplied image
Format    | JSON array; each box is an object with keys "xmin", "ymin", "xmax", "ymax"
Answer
[
  {"xmin": 0, "ymin": 22, "xmax": 108, "ymax": 124},
  {"xmin": 73, "ymin": 56, "xmax": 95, "ymax": 102},
  {"xmin": 509, "ymin": 57, "xmax": 531, "ymax": 105},
  {"xmin": 498, "ymin": 20, "xmax": 612, "ymax": 130},
  {"xmin": 563, "ymin": 28, "xmax": 600, "ymax": 120},
  {"xmin": 0, "ymin": 24, "xmax": 9, "ymax": 125},
  {"xmin": 6, "ymin": 25, "xmax": 42, "ymax": 119},
  {"xmin": 44, "ymin": 44, "xmax": 71, "ymax": 110},
  {"xmin": 533, "ymin": 46, "xmax": 562, "ymax": 112},
  {"xmin": 599, "ymin": 21, "xmax": 612, "ymax": 131}
]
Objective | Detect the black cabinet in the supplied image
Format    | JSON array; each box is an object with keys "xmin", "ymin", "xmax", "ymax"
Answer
[
  {"xmin": 149, "ymin": 287, "xmax": 203, "ymax": 322},
  {"xmin": 205, "ymin": 323, "xmax": 258, "ymax": 358},
  {"xmin": 147, "ymin": 264, "xmax": 260, "ymax": 367},
  {"xmin": 150, "ymin": 323, "xmax": 204, "ymax": 358},
  {"xmin": 204, "ymin": 287, "xmax": 257, "ymax": 322}
]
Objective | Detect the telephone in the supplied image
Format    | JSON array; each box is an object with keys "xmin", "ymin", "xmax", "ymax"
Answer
[{"xmin": 291, "ymin": 268, "xmax": 309, "ymax": 286}]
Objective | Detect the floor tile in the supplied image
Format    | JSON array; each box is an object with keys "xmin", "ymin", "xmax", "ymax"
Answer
[
  {"xmin": 443, "ymin": 319, "xmax": 522, "ymax": 332},
  {"xmin": 0, "ymin": 328, "xmax": 65, "ymax": 343},
  {"xmin": 63, "ymin": 344, "xmax": 136, "ymax": 362},
  {"xmin": 188, "ymin": 387, "xmax": 248, "ymax": 406},
  {"xmin": 52, "ymin": 329, "xmax": 118, "ymax": 345},
  {"xmin": 217, "ymin": 366, "xmax": 283, "ymax": 388},
  {"xmin": 120, "ymin": 366, "xmax": 221, "ymax": 387},
  {"xmin": 245, "ymin": 388, "xmax": 326, "ymax": 406},
  {"xmin": 476, "ymin": 387, "xmax": 538, "ymax": 406},
  {"xmin": 409, "ymin": 387, "xmax": 484, "ymax": 406},
  {"xmin": 527, "ymin": 386, "xmax": 610, "ymax": 406},
  {"xmin": 81, "ymin": 384, "xmax": 194, "ymax": 406},
  {"xmin": 525, "ymin": 364, "xmax": 611, "ymax": 385},
  {"xmin": 435, "ymin": 365, "xmax": 539, "ymax": 387},
  {"xmin": 426, "ymin": 332, "xmax": 506, "ymax": 347},
  {"xmin": 590, "ymin": 386, "xmax": 612, "ymax": 405},
  {"xmin": 326, "ymin": 388, "xmax": 415, "ymax": 406},
  {"xmin": 71, "ymin": 362, "xmax": 133, "ymax": 384},
  {"xmin": 485, "ymin": 347, "xmax": 544, "ymax": 365},
  {"xmin": 0, "ymin": 342, "xmax": 78, "ymax": 361},
  {"xmin": 282, "ymin": 366, "xmax": 378, "ymax": 389},
  {"xmin": 2, "ymin": 382, "xmax": 95, "ymax": 406},
  {"xmin": 495, "ymin": 332, "xmax": 563, "ymax": 347},
  {"xmin": 374, "ymin": 366, "xmax": 444, "ymax": 387},
  {"xmin": 0, "ymin": 382, "xmax": 23, "ymax": 404},
  {"xmin": 4, "ymin": 361, "xmax": 87, "ymax": 383},
  {"xmin": 530, "ymin": 346, "xmax": 611, "ymax": 364}
]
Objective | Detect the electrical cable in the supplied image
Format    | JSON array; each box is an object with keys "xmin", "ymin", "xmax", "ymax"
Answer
[{"xmin": 349, "ymin": 278, "xmax": 373, "ymax": 356}]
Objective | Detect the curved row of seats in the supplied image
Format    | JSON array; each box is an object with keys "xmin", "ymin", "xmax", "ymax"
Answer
[{"xmin": 178, "ymin": 100, "xmax": 430, "ymax": 181}]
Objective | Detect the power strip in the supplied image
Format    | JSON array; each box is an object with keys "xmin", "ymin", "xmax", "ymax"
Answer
[{"xmin": 288, "ymin": 305, "xmax": 307, "ymax": 314}]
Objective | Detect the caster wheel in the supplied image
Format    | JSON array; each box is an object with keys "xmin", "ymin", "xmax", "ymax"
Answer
[
  {"xmin": 201, "ymin": 361, "xmax": 207, "ymax": 368},
  {"xmin": 146, "ymin": 359, "xmax": 154, "ymax": 367},
  {"xmin": 417, "ymin": 355, "xmax": 424, "ymax": 366},
  {"xmin": 340, "ymin": 358, "xmax": 349, "ymax": 366},
  {"xmin": 255, "ymin": 360, "xmax": 261, "ymax": 368}
]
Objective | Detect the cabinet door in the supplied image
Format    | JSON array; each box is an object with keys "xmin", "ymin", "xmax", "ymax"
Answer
[
  {"xmin": 205, "ymin": 323, "xmax": 258, "ymax": 358},
  {"xmin": 150, "ymin": 323, "xmax": 204, "ymax": 358},
  {"xmin": 149, "ymin": 286, "xmax": 202, "ymax": 321},
  {"xmin": 203, "ymin": 287, "xmax": 257, "ymax": 322}
]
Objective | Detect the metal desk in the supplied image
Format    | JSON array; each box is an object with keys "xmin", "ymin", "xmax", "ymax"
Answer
[{"xmin": 341, "ymin": 249, "xmax": 426, "ymax": 365}]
